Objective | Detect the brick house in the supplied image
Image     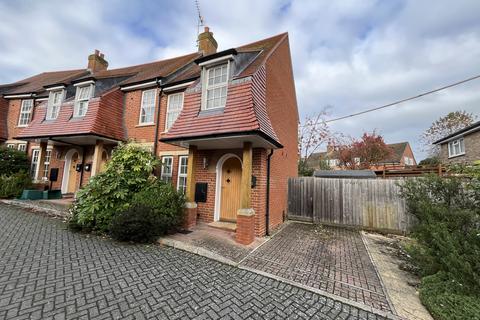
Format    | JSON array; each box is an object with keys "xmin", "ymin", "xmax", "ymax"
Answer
[
  {"xmin": 0, "ymin": 28, "xmax": 299, "ymax": 244},
  {"xmin": 433, "ymin": 120, "xmax": 480, "ymax": 164},
  {"xmin": 307, "ymin": 142, "xmax": 416, "ymax": 170}
]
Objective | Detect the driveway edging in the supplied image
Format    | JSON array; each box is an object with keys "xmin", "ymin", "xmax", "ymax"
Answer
[{"xmin": 361, "ymin": 231, "xmax": 398, "ymax": 315}]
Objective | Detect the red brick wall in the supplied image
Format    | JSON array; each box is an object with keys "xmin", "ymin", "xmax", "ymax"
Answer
[
  {"xmin": 0, "ymin": 97, "xmax": 8, "ymax": 141},
  {"xmin": 264, "ymin": 35, "xmax": 299, "ymax": 231},
  {"xmin": 123, "ymin": 88, "xmax": 186, "ymax": 155}
]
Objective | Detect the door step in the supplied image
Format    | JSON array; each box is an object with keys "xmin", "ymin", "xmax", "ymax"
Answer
[{"xmin": 208, "ymin": 221, "xmax": 237, "ymax": 232}]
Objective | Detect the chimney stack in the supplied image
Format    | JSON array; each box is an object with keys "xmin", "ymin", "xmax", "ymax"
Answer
[
  {"xmin": 197, "ymin": 27, "xmax": 218, "ymax": 56},
  {"xmin": 87, "ymin": 49, "xmax": 108, "ymax": 72}
]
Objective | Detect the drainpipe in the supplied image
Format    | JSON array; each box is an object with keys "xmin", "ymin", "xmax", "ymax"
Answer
[
  {"xmin": 152, "ymin": 78, "xmax": 163, "ymax": 160},
  {"xmin": 265, "ymin": 149, "xmax": 274, "ymax": 236},
  {"xmin": 78, "ymin": 147, "xmax": 86, "ymax": 189}
]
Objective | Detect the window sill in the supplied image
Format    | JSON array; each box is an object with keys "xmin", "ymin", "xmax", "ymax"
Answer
[
  {"xmin": 448, "ymin": 153, "xmax": 465, "ymax": 159},
  {"xmin": 136, "ymin": 123, "xmax": 155, "ymax": 127},
  {"xmin": 198, "ymin": 108, "xmax": 225, "ymax": 117},
  {"xmin": 16, "ymin": 125, "xmax": 28, "ymax": 128}
]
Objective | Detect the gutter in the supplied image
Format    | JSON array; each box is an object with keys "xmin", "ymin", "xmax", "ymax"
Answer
[
  {"xmin": 153, "ymin": 78, "xmax": 163, "ymax": 157},
  {"xmin": 265, "ymin": 149, "xmax": 274, "ymax": 236}
]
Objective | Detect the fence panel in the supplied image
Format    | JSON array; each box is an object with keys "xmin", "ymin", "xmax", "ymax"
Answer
[{"xmin": 288, "ymin": 177, "xmax": 411, "ymax": 233}]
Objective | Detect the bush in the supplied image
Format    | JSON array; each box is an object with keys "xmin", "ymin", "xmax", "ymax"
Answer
[
  {"xmin": 399, "ymin": 168, "xmax": 480, "ymax": 319},
  {"xmin": 70, "ymin": 143, "xmax": 159, "ymax": 232},
  {"xmin": 132, "ymin": 180, "xmax": 185, "ymax": 234},
  {"xmin": 109, "ymin": 205, "xmax": 160, "ymax": 243},
  {"xmin": 0, "ymin": 172, "xmax": 31, "ymax": 198},
  {"xmin": 0, "ymin": 147, "xmax": 30, "ymax": 175},
  {"xmin": 419, "ymin": 272, "xmax": 480, "ymax": 320}
]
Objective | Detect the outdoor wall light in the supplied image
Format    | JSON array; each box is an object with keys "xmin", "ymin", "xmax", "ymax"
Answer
[{"xmin": 203, "ymin": 157, "xmax": 208, "ymax": 169}]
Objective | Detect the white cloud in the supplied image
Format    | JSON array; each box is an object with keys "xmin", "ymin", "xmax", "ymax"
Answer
[{"xmin": 1, "ymin": 0, "xmax": 479, "ymax": 160}]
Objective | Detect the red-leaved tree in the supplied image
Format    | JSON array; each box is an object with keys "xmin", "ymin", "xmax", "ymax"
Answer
[{"xmin": 333, "ymin": 132, "xmax": 393, "ymax": 170}]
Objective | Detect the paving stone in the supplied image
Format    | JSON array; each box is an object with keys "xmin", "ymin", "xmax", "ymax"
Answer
[
  {"xmin": 0, "ymin": 204, "xmax": 387, "ymax": 319},
  {"xmin": 240, "ymin": 223, "xmax": 391, "ymax": 312}
]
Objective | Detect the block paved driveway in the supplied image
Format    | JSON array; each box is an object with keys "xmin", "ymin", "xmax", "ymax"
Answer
[
  {"xmin": 0, "ymin": 204, "xmax": 388, "ymax": 320},
  {"xmin": 241, "ymin": 223, "xmax": 392, "ymax": 312}
]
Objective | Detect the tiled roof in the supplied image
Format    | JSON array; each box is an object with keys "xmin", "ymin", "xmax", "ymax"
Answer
[
  {"xmin": 433, "ymin": 120, "xmax": 480, "ymax": 144},
  {"xmin": 161, "ymin": 33, "xmax": 288, "ymax": 146},
  {"xmin": 3, "ymin": 70, "xmax": 88, "ymax": 97},
  {"xmin": 309, "ymin": 142, "xmax": 410, "ymax": 164}
]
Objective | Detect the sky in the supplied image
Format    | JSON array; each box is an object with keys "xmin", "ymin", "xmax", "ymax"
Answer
[{"xmin": 1, "ymin": 0, "xmax": 479, "ymax": 160}]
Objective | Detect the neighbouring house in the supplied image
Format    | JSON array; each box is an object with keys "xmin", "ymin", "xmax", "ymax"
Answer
[
  {"xmin": 433, "ymin": 120, "xmax": 480, "ymax": 164},
  {"xmin": 0, "ymin": 28, "xmax": 299, "ymax": 244},
  {"xmin": 306, "ymin": 142, "xmax": 416, "ymax": 170}
]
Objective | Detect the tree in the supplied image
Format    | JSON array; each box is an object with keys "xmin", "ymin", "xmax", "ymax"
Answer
[
  {"xmin": 421, "ymin": 111, "xmax": 476, "ymax": 156},
  {"xmin": 333, "ymin": 132, "xmax": 393, "ymax": 170},
  {"xmin": 419, "ymin": 157, "xmax": 440, "ymax": 166},
  {"xmin": 298, "ymin": 108, "xmax": 332, "ymax": 175},
  {"xmin": 0, "ymin": 147, "xmax": 30, "ymax": 175}
]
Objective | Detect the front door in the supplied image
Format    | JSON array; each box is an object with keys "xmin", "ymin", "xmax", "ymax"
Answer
[
  {"xmin": 67, "ymin": 152, "xmax": 79, "ymax": 193},
  {"xmin": 220, "ymin": 157, "xmax": 242, "ymax": 222}
]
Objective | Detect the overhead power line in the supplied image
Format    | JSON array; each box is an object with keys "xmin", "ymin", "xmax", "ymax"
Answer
[{"xmin": 324, "ymin": 73, "xmax": 480, "ymax": 123}]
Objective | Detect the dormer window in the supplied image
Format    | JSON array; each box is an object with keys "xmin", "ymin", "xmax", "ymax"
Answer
[
  {"xmin": 165, "ymin": 92, "xmax": 184, "ymax": 130},
  {"xmin": 46, "ymin": 90, "xmax": 64, "ymax": 120},
  {"xmin": 18, "ymin": 99, "xmax": 34, "ymax": 126},
  {"xmin": 74, "ymin": 84, "xmax": 94, "ymax": 117},
  {"xmin": 203, "ymin": 63, "xmax": 229, "ymax": 110}
]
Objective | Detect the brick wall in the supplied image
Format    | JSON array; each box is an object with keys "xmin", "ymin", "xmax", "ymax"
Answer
[
  {"xmin": 440, "ymin": 131, "xmax": 480, "ymax": 164},
  {"xmin": 123, "ymin": 88, "xmax": 186, "ymax": 155},
  {"xmin": 264, "ymin": 35, "xmax": 299, "ymax": 231},
  {"xmin": 0, "ymin": 97, "xmax": 8, "ymax": 141}
]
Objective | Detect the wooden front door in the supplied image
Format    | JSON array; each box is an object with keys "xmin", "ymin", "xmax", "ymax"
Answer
[
  {"xmin": 67, "ymin": 152, "xmax": 79, "ymax": 193},
  {"xmin": 220, "ymin": 157, "xmax": 242, "ymax": 222}
]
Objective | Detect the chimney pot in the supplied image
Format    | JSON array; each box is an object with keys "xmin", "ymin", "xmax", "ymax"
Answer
[
  {"xmin": 94, "ymin": 49, "xmax": 100, "ymax": 55},
  {"xmin": 197, "ymin": 26, "xmax": 217, "ymax": 56}
]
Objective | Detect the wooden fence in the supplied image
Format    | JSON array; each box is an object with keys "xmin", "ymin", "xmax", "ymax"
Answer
[{"xmin": 287, "ymin": 177, "xmax": 413, "ymax": 233}]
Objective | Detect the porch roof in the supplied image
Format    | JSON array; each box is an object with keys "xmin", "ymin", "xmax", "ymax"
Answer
[{"xmin": 160, "ymin": 130, "xmax": 282, "ymax": 150}]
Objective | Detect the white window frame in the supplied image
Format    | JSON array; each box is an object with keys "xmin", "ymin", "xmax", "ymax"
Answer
[
  {"xmin": 165, "ymin": 92, "xmax": 184, "ymax": 131},
  {"xmin": 74, "ymin": 84, "xmax": 94, "ymax": 117},
  {"xmin": 7, "ymin": 144, "xmax": 15, "ymax": 149},
  {"xmin": 177, "ymin": 156, "xmax": 188, "ymax": 193},
  {"xmin": 18, "ymin": 99, "xmax": 34, "ymax": 126},
  {"xmin": 30, "ymin": 149, "xmax": 40, "ymax": 178},
  {"xmin": 18, "ymin": 144, "xmax": 27, "ymax": 152},
  {"xmin": 42, "ymin": 149, "xmax": 52, "ymax": 180},
  {"xmin": 160, "ymin": 156, "xmax": 173, "ymax": 182},
  {"xmin": 46, "ymin": 89, "xmax": 65, "ymax": 120},
  {"xmin": 139, "ymin": 89, "xmax": 156, "ymax": 125},
  {"xmin": 202, "ymin": 62, "xmax": 230, "ymax": 110},
  {"xmin": 448, "ymin": 138, "xmax": 465, "ymax": 158}
]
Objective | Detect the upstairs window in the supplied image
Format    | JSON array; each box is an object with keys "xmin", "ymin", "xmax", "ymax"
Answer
[
  {"xmin": 448, "ymin": 138, "xmax": 465, "ymax": 158},
  {"xmin": 46, "ymin": 90, "xmax": 64, "ymax": 120},
  {"xmin": 160, "ymin": 156, "xmax": 173, "ymax": 182},
  {"xmin": 139, "ymin": 89, "xmax": 156, "ymax": 124},
  {"xmin": 203, "ymin": 63, "xmax": 229, "ymax": 110},
  {"xmin": 165, "ymin": 93, "xmax": 184, "ymax": 130},
  {"xmin": 74, "ymin": 84, "xmax": 93, "ymax": 117},
  {"xmin": 18, "ymin": 99, "xmax": 34, "ymax": 126}
]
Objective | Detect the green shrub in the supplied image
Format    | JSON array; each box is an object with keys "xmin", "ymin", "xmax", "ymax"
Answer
[
  {"xmin": 109, "ymin": 205, "xmax": 160, "ymax": 243},
  {"xmin": 70, "ymin": 143, "xmax": 159, "ymax": 232},
  {"xmin": 132, "ymin": 180, "xmax": 185, "ymax": 234},
  {"xmin": 0, "ymin": 172, "xmax": 31, "ymax": 198},
  {"xmin": 0, "ymin": 147, "xmax": 30, "ymax": 175},
  {"xmin": 419, "ymin": 272, "xmax": 480, "ymax": 320}
]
